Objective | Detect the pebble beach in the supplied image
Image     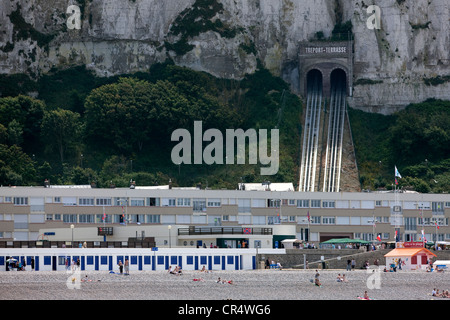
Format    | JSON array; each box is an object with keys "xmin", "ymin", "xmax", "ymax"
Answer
[{"xmin": 0, "ymin": 268, "xmax": 449, "ymax": 300}]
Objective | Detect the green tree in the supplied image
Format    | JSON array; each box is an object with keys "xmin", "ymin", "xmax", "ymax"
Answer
[
  {"xmin": 84, "ymin": 77, "xmax": 239, "ymax": 156},
  {"xmin": 0, "ymin": 144, "xmax": 36, "ymax": 185},
  {"xmin": 41, "ymin": 108, "xmax": 82, "ymax": 164},
  {"xmin": 0, "ymin": 95, "xmax": 44, "ymax": 153}
]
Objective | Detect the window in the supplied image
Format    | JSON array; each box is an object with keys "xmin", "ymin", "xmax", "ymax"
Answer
[
  {"xmin": 432, "ymin": 202, "xmax": 444, "ymax": 215},
  {"xmin": 404, "ymin": 217, "xmax": 417, "ymax": 231},
  {"xmin": 114, "ymin": 198, "xmax": 128, "ymax": 206},
  {"xmin": 311, "ymin": 216, "xmax": 321, "ymax": 224},
  {"xmin": 79, "ymin": 198, "xmax": 94, "ymax": 206},
  {"xmin": 238, "ymin": 199, "xmax": 251, "ymax": 213},
  {"xmin": 288, "ymin": 199, "xmax": 296, "ymax": 206},
  {"xmin": 268, "ymin": 199, "xmax": 281, "ymax": 208},
  {"xmin": 322, "ymin": 217, "xmax": 335, "ymax": 224},
  {"xmin": 148, "ymin": 197, "xmax": 160, "ymax": 206},
  {"xmin": 96, "ymin": 198, "xmax": 111, "ymax": 206},
  {"xmin": 207, "ymin": 199, "xmax": 221, "ymax": 207},
  {"xmin": 130, "ymin": 198, "xmax": 145, "ymax": 206},
  {"xmin": 46, "ymin": 214, "xmax": 53, "ymax": 221},
  {"xmin": 268, "ymin": 216, "xmax": 281, "ymax": 225},
  {"xmin": 310, "ymin": 200, "xmax": 321, "ymax": 208},
  {"xmin": 97, "ymin": 214, "xmax": 111, "ymax": 223},
  {"xmin": 54, "ymin": 197, "xmax": 61, "ymax": 203},
  {"xmin": 162, "ymin": 198, "xmax": 175, "ymax": 206},
  {"xmin": 79, "ymin": 214, "xmax": 95, "ymax": 223},
  {"xmin": 322, "ymin": 201, "xmax": 335, "ymax": 208},
  {"xmin": 146, "ymin": 215, "xmax": 160, "ymax": 224},
  {"xmin": 193, "ymin": 199, "xmax": 206, "ymax": 212},
  {"xmin": 63, "ymin": 214, "xmax": 77, "ymax": 223},
  {"xmin": 297, "ymin": 200, "xmax": 309, "ymax": 208},
  {"xmin": 13, "ymin": 197, "xmax": 28, "ymax": 205},
  {"xmin": 375, "ymin": 200, "xmax": 382, "ymax": 206},
  {"xmin": 177, "ymin": 198, "xmax": 191, "ymax": 207}
]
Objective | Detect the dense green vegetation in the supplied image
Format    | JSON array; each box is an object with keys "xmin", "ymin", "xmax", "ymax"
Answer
[
  {"xmin": 0, "ymin": 60, "xmax": 449, "ymax": 193},
  {"xmin": 0, "ymin": 61, "xmax": 302, "ymax": 189},
  {"xmin": 349, "ymin": 99, "xmax": 450, "ymax": 193}
]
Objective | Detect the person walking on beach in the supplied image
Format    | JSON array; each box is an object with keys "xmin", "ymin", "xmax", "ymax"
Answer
[
  {"xmin": 347, "ymin": 259, "xmax": 351, "ymax": 271},
  {"xmin": 351, "ymin": 259, "xmax": 356, "ymax": 270}
]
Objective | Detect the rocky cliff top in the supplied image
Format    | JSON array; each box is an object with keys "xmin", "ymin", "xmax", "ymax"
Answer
[{"xmin": 1, "ymin": 0, "xmax": 449, "ymax": 113}]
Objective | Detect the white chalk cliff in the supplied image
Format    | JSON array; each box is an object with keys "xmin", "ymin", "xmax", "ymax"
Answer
[{"xmin": 0, "ymin": 0, "xmax": 449, "ymax": 113}]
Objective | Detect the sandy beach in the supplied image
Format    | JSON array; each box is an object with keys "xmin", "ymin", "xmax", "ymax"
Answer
[{"xmin": 0, "ymin": 268, "xmax": 448, "ymax": 301}]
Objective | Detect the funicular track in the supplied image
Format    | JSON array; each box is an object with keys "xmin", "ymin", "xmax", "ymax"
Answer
[
  {"xmin": 322, "ymin": 77, "xmax": 346, "ymax": 192},
  {"xmin": 299, "ymin": 69, "xmax": 347, "ymax": 192},
  {"xmin": 299, "ymin": 71, "xmax": 323, "ymax": 192}
]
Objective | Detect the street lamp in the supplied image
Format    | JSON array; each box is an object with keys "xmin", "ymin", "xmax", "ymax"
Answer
[
  {"xmin": 70, "ymin": 224, "xmax": 74, "ymax": 248},
  {"xmin": 168, "ymin": 225, "xmax": 172, "ymax": 248}
]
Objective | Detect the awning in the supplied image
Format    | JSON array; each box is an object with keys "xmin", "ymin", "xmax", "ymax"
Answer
[
  {"xmin": 384, "ymin": 248, "xmax": 437, "ymax": 258},
  {"xmin": 321, "ymin": 238, "xmax": 371, "ymax": 244},
  {"xmin": 281, "ymin": 239, "xmax": 303, "ymax": 243}
]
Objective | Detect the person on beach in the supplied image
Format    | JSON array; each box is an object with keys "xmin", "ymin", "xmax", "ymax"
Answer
[
  {"xmin": 342, "ymin": 274, "xmax": 348, "ymax": 282},
  {"xmin": 314, "ymin": 270, "xmax": 322, "ymax": 287},
  {"xmin": 351, "ymin": 259, "xmax": 356, "ymax": 270},
  {"xmin": 118, "ymin": 260, "xmax": 123, "ymax": 274},
  {"xmin": 124, "ymin": 259, "xmax": 129, "ymax": 275},
  {"xmin": 363, "ymin": 291, "xmax": 370, "ymax": 300}
]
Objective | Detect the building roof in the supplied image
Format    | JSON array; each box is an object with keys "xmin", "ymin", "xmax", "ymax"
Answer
[
  {"xmin": 384, "ymin": 248, "xmax": 437, "ymax": 258},
  {"xmin": 241, "ymin": 183, "xmax": 295, "ymax": 192}
]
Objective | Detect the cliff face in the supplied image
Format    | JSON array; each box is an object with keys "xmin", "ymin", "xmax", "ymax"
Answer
[{"xmin": 0, "ymin": 0, "xmax": 449, "ymax": 113}]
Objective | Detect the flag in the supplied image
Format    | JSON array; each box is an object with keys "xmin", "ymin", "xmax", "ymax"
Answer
[
  {"xmin": 307, "ymin": 211, "xmax": 310, "ymax": 223},
  {"xmin": 435, "ymin": 222, "xmax": 440, "ymax": 230},
  {"xmin": 422, "ymin": 230, "xmax": 427, "ymax": 243},
  {"xmin": 395, "ymin": 166, "xmax": 402, "ymax": 178},
  {"xmin": 102, "ymin": 206, "xmax": 106, "ymax": 221},
  {"xmin": 377, "ymin": 235, "xmax": 381, "ymax": 242},
  {"xmin": 395, "ymin": 178, "xmax": 398, "ymax": 185}
]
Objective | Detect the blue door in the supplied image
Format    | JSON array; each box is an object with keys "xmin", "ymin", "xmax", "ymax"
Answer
[
  {"xmin": 95, "ymin": 256, "xmax": 99, "ymax": 271},
  {"xmin": 138, "ymin": 256, "xmax": 142, "ymax": 271},
  {"xmin": 35, "ymin": 256, "xmax": 39, "ymax": 271},
  {"xmin": 108, "ymin": 256, "xmax": 113, "ymax": 271}
]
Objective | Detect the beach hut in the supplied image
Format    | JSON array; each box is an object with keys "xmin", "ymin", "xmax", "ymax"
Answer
[{"xmin": 384, "ymin": 248, "xmax": 436, "ymax": 271}]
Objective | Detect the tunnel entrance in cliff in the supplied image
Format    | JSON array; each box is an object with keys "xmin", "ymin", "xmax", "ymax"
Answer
[
  {"xmin": 330, "ymin": 68, "xmax": 347, "ymax": 95},
  {"xmin": 306, "ymin": 69, "xmax": 323, "ymax": 95}
]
